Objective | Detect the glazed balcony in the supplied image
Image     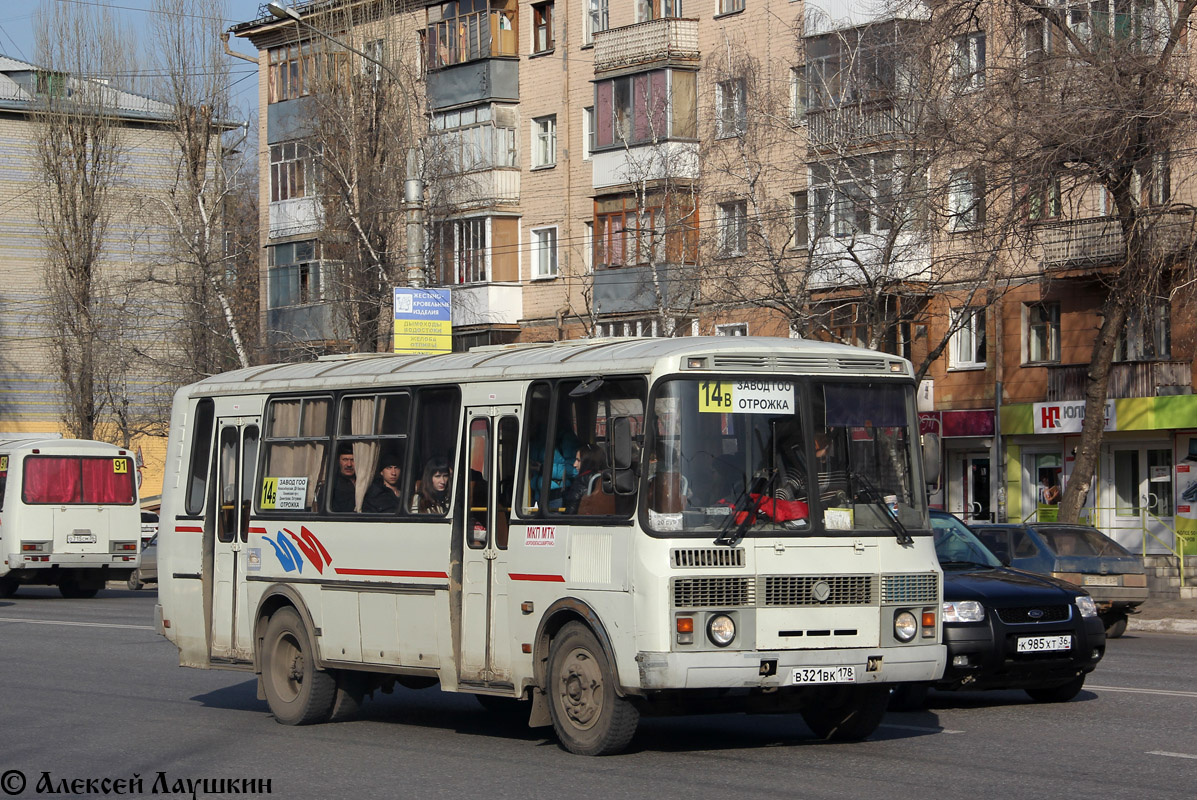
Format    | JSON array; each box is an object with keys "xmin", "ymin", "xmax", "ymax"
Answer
[
  {"xmin": 1045, "ymin": 360, "xmax": 1192, "ymax": 401},
  {"xmin": 593, "ymin": 17, "xmax": 699, "ymax": 74}
]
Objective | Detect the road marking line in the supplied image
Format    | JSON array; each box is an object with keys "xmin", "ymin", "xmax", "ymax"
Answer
[
  {"xmin": 1088, "ymin": 685, "xmax": 1197, "ymax": 699},
  {"xmin": 1147, "ymin": 751, "xmax": 1197, "ymax": 760},
  {"xmin": 0, "ymin": 617, "xmax": 153, "ymax": 631},
  {"xmin": 879, "ymin": 723, "xmax": 964, "ymax": 735}
]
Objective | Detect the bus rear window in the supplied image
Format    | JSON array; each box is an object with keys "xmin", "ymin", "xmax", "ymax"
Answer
[{"xmin": 22, "ymin": 456, "xmax": 137, "ymax": 505}]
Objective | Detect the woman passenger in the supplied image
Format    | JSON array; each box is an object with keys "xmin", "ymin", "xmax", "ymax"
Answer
[{"xmin": 412, "ymin": 457, "xmax": 451, "ymax": 514}]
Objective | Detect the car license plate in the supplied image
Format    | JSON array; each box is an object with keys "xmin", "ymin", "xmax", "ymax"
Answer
[
  {"xmin": 791, "ymin": 666, "xmax": 857, "ymax": 684},
  {"xmin": 66, "ymin": 532, "xmax": 96, "ymax": 544},
  {"xmin": 1084, "ymin": 575, "xmax": 1119, "ymax": 586},
  {"xmin": 1017, "ymin": 635, "xmax": 1072, "ymax": 653}
]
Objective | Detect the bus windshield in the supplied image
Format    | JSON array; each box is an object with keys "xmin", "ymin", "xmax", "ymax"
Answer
[{"xmin": 645, "ymin": 377, "xmax": 926, "ymax": 535}]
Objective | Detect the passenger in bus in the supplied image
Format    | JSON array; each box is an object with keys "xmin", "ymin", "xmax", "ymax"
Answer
[
  {"xmin": 330, "ymin": 443, "xmax": 358, "ymax": 513},
  {"xmin": 564, "ymin": 445, "xmax": 604, "ymax": 515},
  {"xmin": 411, "ymin": 457, "xmax": 451, "ymax": 514},
  {"xmin": 529, "ymin": 430, "xmax": 580, "ymax": 509},
  {"xmin": 363, "ymin": 451, "xmax": 404, "ymax": 513}
]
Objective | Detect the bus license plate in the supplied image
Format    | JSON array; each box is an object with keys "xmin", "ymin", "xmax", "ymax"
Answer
[
  {"xmin": 67, "ymin": 532, "xmax": 96, "ymax": 544},
  {"xmin": 791, "ymin": 666, "xmax": 856, "ymax": 684},
  {"xmin": 1084, "ymin": 575, "xmax": 1119, "ymax": 586},
  {"xmin": 1017, "ymin": 635, "xmax": 1072, "ymax": 653}
]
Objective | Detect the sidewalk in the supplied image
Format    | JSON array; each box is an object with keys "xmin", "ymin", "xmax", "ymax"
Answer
[{"xmin": 1128, "ymin": 598, "xmax": 1197, "ymax": 635}]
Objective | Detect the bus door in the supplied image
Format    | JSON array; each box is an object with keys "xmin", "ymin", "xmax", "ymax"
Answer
[
  {"xmin": 210, "ymin": 418, "xmax": 260, "ymax": 660},
  {"xmin": 458, "ymin": 408, "xmax": 520, "ymax": 686}
]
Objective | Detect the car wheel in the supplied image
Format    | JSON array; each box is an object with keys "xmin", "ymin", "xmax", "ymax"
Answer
[
  {"xmin": 1025, "ymin": 675, "xmax": 1086, "ymax": 703},
  {"xmin": 0, "ymin": 576, "xmax": 18, "ymax": 598},
  {"xmin": 1104, "ymin": 614, "xmax": 1128, "ymax": 639},
  {"xmin": 802, "ymin": 685, "xmax": 890, "ymax": 741},
  {"xmin": 888, "ymin": 682, "xmax": 930, "ymax": 712},
  {"xmin": 261, "ymin": 607, "xmax": 336, "ymax": 725},
  {"xmin": 127, "ymin": 570, "xmax": 143, "ymax": 591},
  {"xmin": 547, "ymin": 621, "xmax": 639, "ymax": 756}
]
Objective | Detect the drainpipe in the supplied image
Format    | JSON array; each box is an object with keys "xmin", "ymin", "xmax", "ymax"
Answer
[
  {"xmin": 220, "ymin": 33, "xmax": 259, "ymax": 64},
  {"xmin": 994, "ymin": 292, "xmax": 1006, "ymax": 522}
]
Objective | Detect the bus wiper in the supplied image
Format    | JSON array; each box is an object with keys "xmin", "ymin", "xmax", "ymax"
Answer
[
  {"xmin": 715, "ymin": 471, "xmax": 771, "ymax": 548},
  {"xmin": 849, "ymin": 470, "xmax": 913, "ymax": 546}
]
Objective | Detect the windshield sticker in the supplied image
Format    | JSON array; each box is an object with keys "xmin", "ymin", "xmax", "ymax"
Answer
[
  {"xmin": 525, "ymin": 525, "xmax": 557, "ymax": 547},
  {"xmin": 260, "ymin": 476, "xmax": 309, "ymax": 510},
  {"xmin": 699, "ymin": 380, "xmax": 795, "ymax": 415},
  {"xmin": 824, "ymin": 508, "xmax": 854, "ymax": 530},
  {"xmin": 649, "ymin": 510, "xmax": 683, "ymax": 531}
]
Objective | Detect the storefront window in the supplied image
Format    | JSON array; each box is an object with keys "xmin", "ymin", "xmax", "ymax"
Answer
[
  {"xmin": 1147, "ymin": 448, "xmax": 1173, "ymax": 517},
  {"xmin": 1035, "ymin": 453, "xmax": 1063, "ymax": 521},
  {"xmin": 1113, "ymin": 449, "xmax": 1140, "ymax": 517}
]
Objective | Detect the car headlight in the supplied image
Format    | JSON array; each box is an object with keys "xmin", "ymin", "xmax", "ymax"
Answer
[
  {"xmin": 707, "ymin": 614, "xmax": 736, "ymax": 647},
  {"xmin": 942, "ymin": 600, "xmax": 986, "ymax": 623},
  {"xmin": 894, "ymin": 610, "xmax": 918, "ymax": 642},
  {"xmin": 1076, "ymin": 595, "xmax": 1098, "ymax": 618}
]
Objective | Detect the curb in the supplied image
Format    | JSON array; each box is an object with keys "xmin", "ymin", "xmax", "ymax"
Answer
[{"xmin": 1128, "ymin": 618, "xmax": 1197, "ymax": 635}]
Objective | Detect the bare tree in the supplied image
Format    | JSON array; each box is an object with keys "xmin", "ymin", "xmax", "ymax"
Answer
[
  {"xmin": 919, "ymin": 0, "xmax": 1197, "ymax": 520},
  {"xmin": 149, "ymin": 0, "xmax": 258, "ymax": 376},
  {"xmin": 31, "ymin": 5, "xmax": 134, "ymax": 440}
]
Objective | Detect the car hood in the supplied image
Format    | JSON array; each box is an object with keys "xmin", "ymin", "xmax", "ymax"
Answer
[
  {"xmin": 1049, "ymin": 555, "xmax": 1145, "ymax": 575},
  {"xmin": 942, "ymin": 564, "xmax": 1082, "ymax": 603}
]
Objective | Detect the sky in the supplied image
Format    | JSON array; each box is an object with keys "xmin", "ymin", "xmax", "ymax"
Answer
[{"xmin": 0, "ymin": 0, "xmax": 888, "ymax": 117}]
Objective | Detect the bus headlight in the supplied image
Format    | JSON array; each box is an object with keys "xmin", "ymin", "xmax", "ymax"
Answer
[
  {"xmin": 707, "ymin": 614, "xmax": 736, "ymax": 647},
  {"xmin": 942, "ymin": 600, "xmax": 986, "ymax": 623},
  {"xmin": 1075, "ymin": 595, "xmax": 1098, "ymax": 618},
  {"xmin": 894, "ymin": 611, "xmax": 918, "ymax": 642}
]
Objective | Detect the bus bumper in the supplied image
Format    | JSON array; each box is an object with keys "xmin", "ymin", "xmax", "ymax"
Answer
[
  {"xmin": 634, "ymin": 643, "xmax": 945, "ymax": 690},
  {"xmin": 10, "ymin": 553, "xmax": 139, "ymax": 569}
]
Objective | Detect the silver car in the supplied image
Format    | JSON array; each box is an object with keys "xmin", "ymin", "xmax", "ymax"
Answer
[{"xmin": 128, "ymin": 512, "xmax": 159, "ymax": 590}]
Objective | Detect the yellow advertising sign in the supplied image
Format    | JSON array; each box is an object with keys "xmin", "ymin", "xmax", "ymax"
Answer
[{"xmin": 394, "ymin": 288, "xmax": 452, "ymax": 354}]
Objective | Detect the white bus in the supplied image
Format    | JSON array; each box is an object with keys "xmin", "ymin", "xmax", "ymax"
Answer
[
  {"xmin": 156, "ymin": 337, "xmax": 944, "ymax": 754},
  {"xmin": 0, "ymin": 438, "xmax": 141, "ymax": 598}
]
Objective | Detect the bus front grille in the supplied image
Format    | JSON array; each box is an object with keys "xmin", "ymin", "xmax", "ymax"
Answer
[
  {"xmin": 880, "ymin": 573, "xmax": 939, "ymax": 604},
  {"xmin": 764, "ymin": 575, "xmax": 875, "ymax": 606},
  {"xmin": 672, "ymin": 548, "xmax": 745, "ymax": 568},
  {"xmin": 672, "ymin": 576, "xmax": 755, "ymax": 608}
]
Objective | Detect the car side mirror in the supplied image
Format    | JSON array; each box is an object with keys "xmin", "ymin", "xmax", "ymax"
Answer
[
  {"xmin": 921, "ymin": 432, "xmax": 941, "ymax": 486},
  {"xmin": 610, "ymin": 416, "xmax": 636, "ymax": 495}
]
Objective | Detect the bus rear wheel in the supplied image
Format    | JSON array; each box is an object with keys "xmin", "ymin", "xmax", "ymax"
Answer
[
  {"xmin": 59, "ymin": 580, "xmax": 100, "ymax": 599},
  {"xmin": 0, "ymin": 576, "xmax": 18, "ymax": 598},
  {"xmin": 801, "ymin": 685, "xmax": 890, "ymax": 741},
  {"xmin": 547, "ymin": 621, "xmax": 639, "ymax": 756},
  {"xmin": 261, "ymin": 607, "xmax": 336, "ymax": 725}
]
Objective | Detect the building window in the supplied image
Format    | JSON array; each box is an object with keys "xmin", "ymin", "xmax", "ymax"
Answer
[
  {"xmin": 813, "ymin": 155, "xmax": 895, "ymax": 238},
  {"xmin": 596, "ymin": 317, "xmax": 693, "ymax": 337},
  {"xmin": 268, "ymin": 240, "xmax": 323, "ymax": 308},
  {"xmin": 434, "ymin": 218, "xmax": 489, "ymax": 284},
  {"xmin": 791, "ymin": 191, "xmax": 809, "ymax": 249},
  {"xmin": 594, "ymin": 193, "xmax": 696, "ymax": 269},
  {"xmin": 532, "ymin": 1, "xmax": 554, "ymax": 53},
  {"xmin": 952, "ymin": 32, "xmax": 986, "ymax": 91},
  {"xmin": 363, "ymin": 39, "xmax": 385, "ymax": 81},
  {"xmin": 582, "ymin": 220, "xmax": 594, "ymax": 273},
  {"xmin": 948, "ymin": 169, "xmax": 984, "ymax": 231},
  {"xmin": 718, "ymin": 200, "xmax": 748, "ymax": 257},
  {"xmin": 270, "ymin": 141, "xmax": 318, "ymax": 202},
  {"xmin": 716, "ymin": 323, "xmax": 748, "ymax": 336},
  {"xmin": 582, "ymin": 106, "xmax": 594, "ymax": 160},
  {"xmin": 1024, "ymin": 18, "xmax": 1051, "ymax": 79},
  {"xmin": 1027, "ymin": 175, "xmax": 1061, "ymax": 221},
  {"xmin": 1025, "ymin": 303, "xmax": 1061, "ymax": 363},
  {"xmin": 1135, "ymin": 152, "xmax": 1171, "ymax": 205},
  {"xmin": 1117, "ymin": 301, "xmax": 1171, "ymax": 361},
  {"xmin": 950, "ymin": 307, "xmax": 987, "ymax": 369},
  {"xmin": 715, "ymin": 77, "xmax": 747, "ymax": 137},
  {"xmin": 35, "ymin": 71, "xmax": 65, "ymax": 97},
  {"xmin": 637, "ymin": 0, "xmax": 682, "ymax": 22},
  {"xmin": 531, "ymin": 226, "xmax": 558, "ymax": 278},
  {"xmin": 533, "ymin": 115, "xmax": 557, "ymax": 168},
  {"xmin": 718, "ymin": 0, "xmax": 745, "ymax": 14},
  {"xmin": 268, "ymin": 43, "xmax": 348, "ymax": 104},
  {"xmin": 432, "ymin": 104, "xmax": 518, "ymax": 172},
  {"xmin": 584, "ymin": 0, "xmax": 609, "ymax": 45},
  {"xmin": 594, "ymin": 69, "xmax": 695, "ymax": 149},
  {"xmin": 427, "ymin": 0, "xmax": 518, "ymax": 69},
  {"xmin": 790, "ymin": 66, "xmax": 807, "ymax": 123}
]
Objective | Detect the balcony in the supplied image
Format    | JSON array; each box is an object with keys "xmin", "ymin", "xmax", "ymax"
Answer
[
  {"xmin": 269, "ymin": 197, "xmax": 321, "ymax": 239},
  {"xmin": 1036, "ymin": 210, "xmax": 1197, "ymax": 268},
  {"xmin": 1045, "ymin": 360, "xmax": 1192, "ymax": 401},
  {"xmin": 591, "ymin": 141, "xmax": 699, "ymax": 190},
  {"xmin": 806, "ymin": 102, "xmax": 908, "ymax": 150},
  {"xmin": 448, "ymin": 282, "xmax": 522, "ymax": 327},
  {"xmin": 593, "ymin": 264, "xmax": 697, "ymax": 316},
  {"xmin": 592, "ymin": 18, "xmax": 699, "ymax": 75},
  {"xmin": 439, "ymin": 168, "xmax": 520, "ymax": 211}
]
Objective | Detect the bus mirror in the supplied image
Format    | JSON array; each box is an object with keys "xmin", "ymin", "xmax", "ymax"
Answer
[
  {"xmin": 611, "ymin": 417, "xmax": 633, "ymax": 470},
  {"xmin": 922, "ymin": 432, "xmax": 941, "ymax": 486}
]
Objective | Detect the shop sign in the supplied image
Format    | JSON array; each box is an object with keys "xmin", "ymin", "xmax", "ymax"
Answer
[{"xmin": 1032, "ymin": 400, "xmax": 1116, "ymax": 435}]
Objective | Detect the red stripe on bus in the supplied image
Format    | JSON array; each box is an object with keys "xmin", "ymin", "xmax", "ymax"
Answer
[
  {"xmin": 509, "ymin": 573, "xmax": 566, "ymax": 582},
  {"xmin": 175, "ymin": 526, "xmax": 203, "ymax": 533},
  {"xmin": 248, "ymin": 527, "xmax": 267, "ymax": 535},
  {"xmin": 333, "ymin": 568, "xmax": 449, "ymax": 579}
]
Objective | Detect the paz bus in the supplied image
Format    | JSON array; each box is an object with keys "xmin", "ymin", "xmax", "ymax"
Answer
[
  {"xmin": 155, "ymin": 337, "xmax": 944, "ymax": 755},
  {"xmin": 0, "ymin": 438, "xmax": 141, "ymax": 598}
]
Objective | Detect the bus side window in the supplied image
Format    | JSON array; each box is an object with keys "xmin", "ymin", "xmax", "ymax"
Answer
[
  {"xmin": 261, "ymin": 397, "xmax": 330, "ymax": 513},
  {"xmin": 240, "ymin": 426, "xmax": 259, "ymax": 542},
  {"xmin": 186, "ymin": 398, "xmax": 215, "ymax": 516},
  {"xmin": 520, "ymin": 382, "xmax": 552, "ymax": 515},
  {"xmin": 408, "ymin": 387, "xmax": 462, "ymax": 516},
  {"xmin": 466, "ymin": 418, "xmax": 490, "ymax": 549},
  {"xmin": 495, "ymin": 416, "xmax": 518, "ymax": 548}
]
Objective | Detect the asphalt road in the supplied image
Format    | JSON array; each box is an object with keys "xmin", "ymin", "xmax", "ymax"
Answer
[{"xmin": 1, "ymin": 588, "xmax": 1195, "ymax": 800}]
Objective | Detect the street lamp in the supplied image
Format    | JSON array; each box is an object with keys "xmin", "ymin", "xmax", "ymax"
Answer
[{"xmin": 265, "ymin": 1, "xmax": 426, "ymax": 289}]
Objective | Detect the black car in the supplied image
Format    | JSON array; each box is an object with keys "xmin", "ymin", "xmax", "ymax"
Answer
[{"xmin": 893, "ymin": 510, "xmax": 1106, "ymax": 708}]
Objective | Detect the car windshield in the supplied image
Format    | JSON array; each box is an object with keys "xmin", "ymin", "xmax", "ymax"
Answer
[
  {"xmin": 644, "ymin": 377, "xmax": 926, "ymax": 535},
  {"xmin": 930, "ymin": 512, "xmax": 1002, "ymax": 567},
  {"xmin": 1035, "ymin": 526, "xmax": 1132, "ymax": 557}
]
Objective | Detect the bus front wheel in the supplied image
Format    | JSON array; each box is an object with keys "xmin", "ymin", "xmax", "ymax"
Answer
[
  {"xmin": 801, "ymin": 685, "xmax": 890, "ymax": 741},
  {"xmin": 546, "ymin": 621, "xmax": 639, "ymax": 756},
  {"xmin": 261, "ymin": 607, "xmax": 336, "ymax": 725}
]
